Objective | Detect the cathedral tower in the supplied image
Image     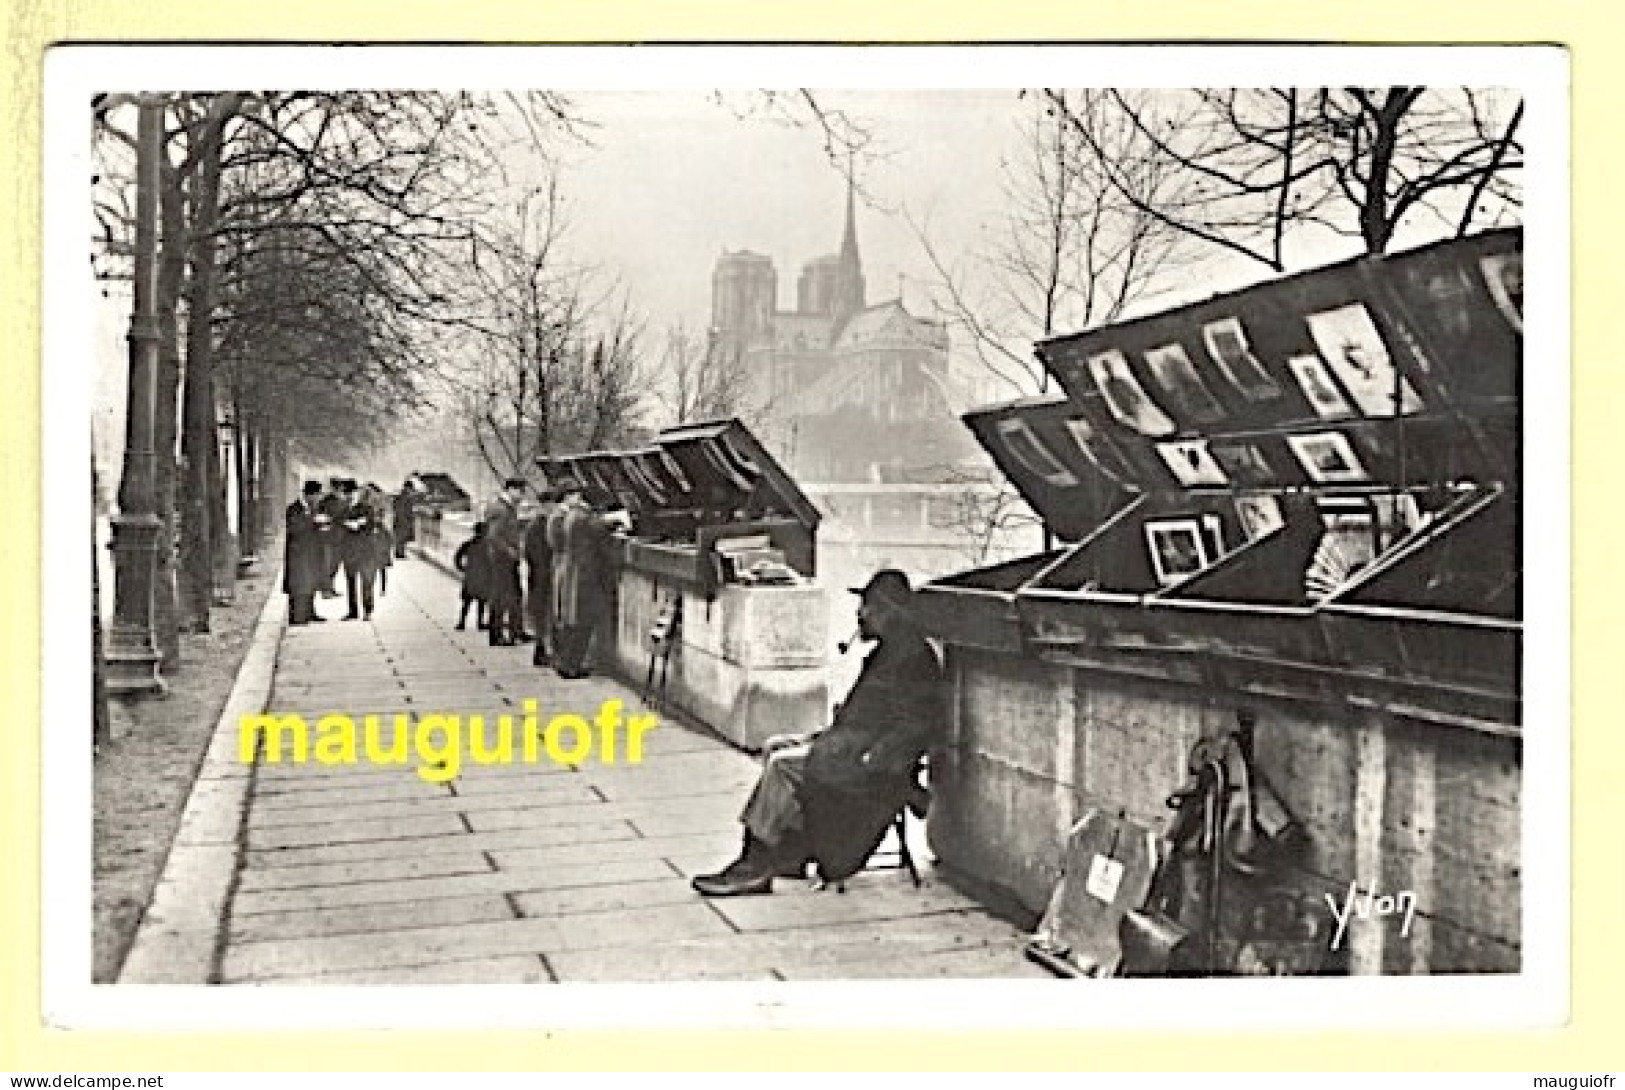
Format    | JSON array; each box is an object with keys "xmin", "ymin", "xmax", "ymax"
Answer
[{"xmin": 830, "ymin": 177, "xmax": 866, "ymax": 325}]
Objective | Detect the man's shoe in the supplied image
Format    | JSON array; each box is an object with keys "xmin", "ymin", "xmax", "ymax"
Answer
[
  {"xmin": 775, "ymin": 858, "xmax": 814, "ymax": 880},
  {"xmin": 691, "ymin": 870, "xmax": 773, "ymax": 897},
  {"xmin": 514, "ymin": 631, "xmax": 535, "ymax": 643}
]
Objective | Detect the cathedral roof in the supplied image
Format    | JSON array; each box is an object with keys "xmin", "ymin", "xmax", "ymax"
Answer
[{"xmin": 832, "ymin": 300, "xmax": 950, "ymax": 351}]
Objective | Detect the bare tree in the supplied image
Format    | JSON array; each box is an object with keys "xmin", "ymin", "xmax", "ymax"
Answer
[
  {"xmin": 921, "ymin": 464, "xmax": 1044, "ymax": 567},
  {"xmin": 93, "ymin": 90, "xmax": 584, "ymax": 648},
  {"xmin": 656, "ymin": 320, "xmax": 755, "ymax": 426},
  {"xmin": 1048, "ymin": 87, "xmax": 1523, "ymax": 273},
  {"xmin": 911, "ymin": 91, "xmax": 1187, "ymax": 401},
  {"xmin": 455, "ymin": 181, "xmax": 653, "ymax": 480}
]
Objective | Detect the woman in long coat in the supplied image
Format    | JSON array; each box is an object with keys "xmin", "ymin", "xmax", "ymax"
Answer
[{"xmin": 552, "ymin": 493, "xmax": 617, "ymax": 678}]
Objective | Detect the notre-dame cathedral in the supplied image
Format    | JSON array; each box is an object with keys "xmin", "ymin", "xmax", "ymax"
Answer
[{"xmin": 705, "ymin": 184, "xmax": 984, "ymax": 489}]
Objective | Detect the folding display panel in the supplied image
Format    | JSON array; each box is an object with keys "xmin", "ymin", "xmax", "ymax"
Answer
[
  {"xmin": 920, "ymin": 229, "xmax": 1523, "ymax": 731},
  {"xmin": 962, "ymin": 396, "xmax": 1142, "ymax": 543}
]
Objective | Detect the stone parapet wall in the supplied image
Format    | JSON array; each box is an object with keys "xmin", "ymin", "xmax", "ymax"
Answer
[
  {"xmin": 609, "ymin": 567, "xmax": 830, "ymax": 752},
  {"xmin": 929, "ymin": 644, "xmax": 1521, "ymax": 974}
]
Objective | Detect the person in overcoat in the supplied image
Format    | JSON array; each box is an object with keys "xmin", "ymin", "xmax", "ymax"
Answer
[
  {"xmin": 691, "ymin": 569, "xmax": 945, "ymax": 896},
  {"xmin": 316, "ymin": 478, "xmax": 348, "ymax": 597},
  {"xmin": 392, "ymin": 479, "xmax": 418, "ymax": 559},
  {"xmin": 283, "ymin": 480, "xmax": 328, "ymax": 625},
  {"xmin": 553, "ymin": 491, "xmax": 619, "ymax": 679},
  {"xmin": 524, "ymin": 489, "xmax": 561, "ymax": 667},
  {"xmin": 339, "ymin": 482, "xmax": 386, "ymax": 620},
  {"xmin": 454, "ymin": 521, "xmax": 491, "ymax": 630},
  {"xmin": 482, "ymin": 478, "xmax": 528, "ymax": 645}
]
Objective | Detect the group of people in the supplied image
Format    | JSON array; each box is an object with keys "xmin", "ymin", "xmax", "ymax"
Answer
[
  {"xmin": 283, "ymin": 476, "xmax": 417, "ymax": 626},
  {"xmin": 455, "ymin": 478, "xmax": 627, "ymax": 679},
  {"xmin": 288, "ymin": 470, "xmax": 948, "ymax": 903}
]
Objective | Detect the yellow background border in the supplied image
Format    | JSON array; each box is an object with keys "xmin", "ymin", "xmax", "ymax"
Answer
[{"xmin": 2, "ymin": 1, "xmax": 1611, "ymax": 1071}]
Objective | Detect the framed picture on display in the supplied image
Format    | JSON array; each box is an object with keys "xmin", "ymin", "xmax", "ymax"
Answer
[
  {"xmin": 1287, "ymin": 431, "xmax": 1369, "ymax": 484},
  {"xmin": 1143, "ymin": 342, "xmax": 1227, "ymax": 424},
  {"xmin": 1145, "ymin": 518, "xmax": 1210, "ymax": 586},
  {"xmin": 1061, "ymin": 416, "xmax": 1126, "ymax": 479},
  {"xmin": 1481, "ymin": 252, "xmax": 1524, "ymax": 333},
  {"xmin": 997, "ymin": 417, "xmax": 1079, "ymax": 488},
  {"xmin": 1287, "ymin": 354, "xmax": 1356, "ymax": 420},
  {"xmin": 1209, "ymin": 440, "xmax": 1276, "ymax": 486},
  {"xmin": 1087, "ymin": 349, "xmax": 1177, "ymax": 437},
  {"xmin": 1305, "ymin": 303, "xmax": 1424, "ymax": 417},
  {"xmin": 1234, "ymin": 494, "xmax": 1286, "ymax": 541},
  {"xmin": 1155, "ymin": 439, "xmax": 1230, "ymax": 488},
  {"xmin": 623, "ymin": 457, "xmax": 669, "ymax": 507},
  {"xmin": 1202, "ymin": 317, "xmax": 1282, "ymax": 401},
  {"xmin": 656, "ymin": 449, "xmax": 694, "ymax": 495}
]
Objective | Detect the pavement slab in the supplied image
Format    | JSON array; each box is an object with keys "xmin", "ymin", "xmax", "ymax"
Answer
[{"xmin": 156, "ymin": 554, "xmax": 1035, "ymax": 986}]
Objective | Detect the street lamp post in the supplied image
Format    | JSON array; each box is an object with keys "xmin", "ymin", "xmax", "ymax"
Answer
[{"xmin": 105, "ymin": 94, "xmax": 165, "ymax": 696}]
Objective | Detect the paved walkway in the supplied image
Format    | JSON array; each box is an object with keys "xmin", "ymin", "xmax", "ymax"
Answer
[{"xmin": 209, "ymin": 556, "xmax": 1039, "ymax": 984}]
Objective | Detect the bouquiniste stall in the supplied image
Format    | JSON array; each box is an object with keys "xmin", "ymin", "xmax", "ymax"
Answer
[
  {"xmin": 916, "ymin": 229, "xmax": 1523, "ymax": 975},
  {"xmin": 540, "ymin": 419, "xmax": 831, "ymax": 752}
]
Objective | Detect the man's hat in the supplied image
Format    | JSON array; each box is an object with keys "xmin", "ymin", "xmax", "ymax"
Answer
[
  {"xmin": 302, "ymin": 480, "xmax": 324, "ymax": 496},
  {"xmin": 503, "ymin": 477, "xmax": 528, "ymax": 490},
  {"xmin": 849, "ymin": 568, "xmax": 913, "ymax": 610}
]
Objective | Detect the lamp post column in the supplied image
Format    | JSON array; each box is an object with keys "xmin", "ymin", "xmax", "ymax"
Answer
[{"xmin": 105, "ymin": 94, "xmax": 165, "ymax": 696}]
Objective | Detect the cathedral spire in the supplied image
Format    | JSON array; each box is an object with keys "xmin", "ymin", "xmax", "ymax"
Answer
[{"xmin": 832, "ymin": 169, "xmax": 866, "ymax": 324}]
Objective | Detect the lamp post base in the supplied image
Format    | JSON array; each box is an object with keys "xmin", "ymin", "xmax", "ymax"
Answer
[
  {"xmin": 106, "ymin": 512, "xmax": 166, "ymax": 697},
  {"xmin": 104, "ymin": 637, "xmax": 166, "ymax": 698}
]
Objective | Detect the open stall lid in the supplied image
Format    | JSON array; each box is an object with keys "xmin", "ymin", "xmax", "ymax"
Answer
[
  {"xmin": 962, "ymin": 396, "xmax": 1142, "ymax": 543},
  {"xmin": 1030, "ymin": 229, "xmax": 1521, "ymax": 501},
  {"xmin": 648, "ymin": 418, "xmax": 822, "ymax": 531},
  {"xmin": 542, "ymin": 419, "xmax": 819, "ymax": 532}
]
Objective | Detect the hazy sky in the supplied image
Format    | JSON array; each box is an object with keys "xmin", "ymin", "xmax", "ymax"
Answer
[{"xmin": 548, "ymin": 89, "xmax": 1023, "ymax": 344}]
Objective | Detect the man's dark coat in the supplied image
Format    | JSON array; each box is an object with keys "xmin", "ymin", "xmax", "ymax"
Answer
[
  {"xmin": 802, "ymin": 627, "xmax": 945, "ymax": 882},
  {"xmin": 283, "ymin": 497, "xmax": 322, "ymax": 598}
]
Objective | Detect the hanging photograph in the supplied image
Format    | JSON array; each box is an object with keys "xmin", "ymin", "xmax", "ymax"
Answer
[
  {"xmin": 1287, "ymin": 431, "xmax": 1370, "ymax": 484},
  {"xmin": 622, "ymin": 455, "xmax": 670, "ymax": 507},
  {"xmin": 1086, "ymin": 348, "xmax": 1177, "ymax": 437},
  {"xmin": 1202, "ymin": 317, "xmax": 1282, "ymax": 401},
  {"xmin": 1144, "ymin": 518, "xmax": 1210, "ymax": 586},
  {"xmin": 1200, "ymin": 513, "xmax": 1226, "ymax": 559},
  {"xmin": 1370, "ymin": 491, "xmax": 1426, "ymax": 545},
  {"xmin": 1287, "ymin": 353, "xmax": 1356, "ymax": 420},
  {"xmin": 1142, "ymin": 342, "xmax": 1227, "ymax": 425},
  {"xmin": 655, "ymin": 449, "xmax": 694, "ymax": 495},
  {"xmin": 1305, "ymin": 303, "xmax": 1424, "ymax": 417},
  {"xmin": 1481, "ymin": 252, "xmax": 1524, "ymax": 334},
  {"xmin": 1062, "ymin": 415, "xmax": 1139, "ymax": 484},
  {"xmin": 1234, "ymin": 494, "xmax": 1286, "ymax": 541},
  {"xmin": 1155, "ymin": 439, "xmax": 1230, "ymax": 488},
  {"xmin": 1208, "ymin": 439, "xmax": 1277, "ymax": 486},
  {"xmin": 699, "ymin": 440, "xmax": 754, "ymax": 492},
  {"xmin": 997, "ymin": 417, "xmax": 1078, "ymax": 488}
]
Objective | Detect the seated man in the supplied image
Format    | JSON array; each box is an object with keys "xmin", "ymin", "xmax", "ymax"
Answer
[{"xmin": 691, "ymin": 569, "xmax": 944, "ymax": 897}]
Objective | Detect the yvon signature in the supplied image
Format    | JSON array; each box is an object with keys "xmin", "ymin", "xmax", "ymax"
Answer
[{"xmin": 1325, "ymin": 881, "xmax": 1417, "ymax": 952}]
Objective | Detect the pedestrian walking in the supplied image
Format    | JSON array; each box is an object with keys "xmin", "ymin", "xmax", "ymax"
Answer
[{"xmin": 454, "ymin": 521, "xmax": 492, "ymax": 631}]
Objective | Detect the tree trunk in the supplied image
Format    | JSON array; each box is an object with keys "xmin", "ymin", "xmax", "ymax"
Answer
[
  {"xmin": 238, "ymin": 416, "xmax": 258, "ymax": 559},
  {"xmin": 177, "ymin": 97, "xmax": 237, "ymax": 630},
  {"xmin": 152, "ymin": 158, "xmax": 186, "ymax": 664},
  {"xmin": 92, "ymin": 451, "xmax": 109, "ymax": 746}
]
